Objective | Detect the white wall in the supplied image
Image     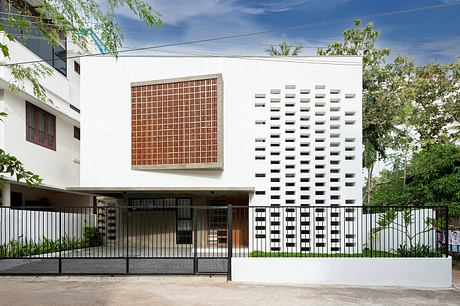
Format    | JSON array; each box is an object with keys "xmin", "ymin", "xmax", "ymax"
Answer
[
  {"xmin": 0, "ymin": 207, "xmax": 96, "ymax": 245},
  {"xmin": 232, "ymin": 257, "xmax": 452, "ymax": 288},
  {"xmin": 80, "ymin": 56, "xmax": 362, "ymax": 192},
  {"xmin": 364, "ymin": 209, "xmax": 438, "ymax": 253},
  {"xmin": 1, "ymin": 91, "xmax": 80, "ymax": 187}
]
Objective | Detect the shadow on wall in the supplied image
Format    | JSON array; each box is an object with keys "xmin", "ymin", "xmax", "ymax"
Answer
[{"xmin": 133, "ymin": 169, "xmax": 224, "ymax": 179}]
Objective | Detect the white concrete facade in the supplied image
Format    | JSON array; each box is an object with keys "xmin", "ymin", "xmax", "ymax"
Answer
[
  {"xmin": 232, "ymin": 257, "xmax": 453, "ymax": 288},
  {"xmin": 80, "ymin": 56, "xmax": 362, "ymax": 192}
]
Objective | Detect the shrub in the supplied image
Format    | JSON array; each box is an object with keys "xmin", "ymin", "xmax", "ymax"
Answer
[
  {"xmin": 395, "ymin": 244, "xmax": 442, "ymax": 257},
  {"xmin": 0, "ymin": 226, "xmax": 103, "ymax": 258},
  {"xmin": 83, "ymin": 226, "xmax": 103, "ymax": 247}
]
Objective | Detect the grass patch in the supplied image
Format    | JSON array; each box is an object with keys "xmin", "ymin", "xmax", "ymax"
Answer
[{"xmin": 250, "ymin": 250, "xmax": 395, "ymax": 258}]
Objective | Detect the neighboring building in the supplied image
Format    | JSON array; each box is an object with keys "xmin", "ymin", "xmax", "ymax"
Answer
[
  {"xmin": 0, "ymin": 2, "xmax": 93, "ymax": 208},
  {"xmin": 73, "ymin": 56, "xmax": 363, "ymax": 253}
]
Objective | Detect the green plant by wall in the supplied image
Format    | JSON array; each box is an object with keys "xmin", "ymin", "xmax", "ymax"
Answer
[{"xmin": 0, "ymin": 226, "xmax": 103, "ymax": 258}]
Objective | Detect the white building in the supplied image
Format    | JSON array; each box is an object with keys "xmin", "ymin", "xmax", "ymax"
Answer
[
  {"xmin": 0, "ymin": 3, "xmax": 93, "ymax": 208},
  {"xmin": 72, "ymin": 56, "xmax": 363, "ymax": 253}
]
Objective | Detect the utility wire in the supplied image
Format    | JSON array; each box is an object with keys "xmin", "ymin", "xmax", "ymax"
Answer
[
  {"xmin": 114, "ymin": 48, "xmax": 362, "ymax": 66},
  {"xmin": 1, "ymin": 1, "xmax": 459, "ymax": 67}
]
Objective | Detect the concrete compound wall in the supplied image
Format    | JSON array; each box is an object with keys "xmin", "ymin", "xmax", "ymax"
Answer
[
  {"xmin": 0, "ymin": 207, "xmax": 97, "ymax": 245},
  {"xmin": 232, "ymin": 257, "xmax": 452, "ymax": 288}
]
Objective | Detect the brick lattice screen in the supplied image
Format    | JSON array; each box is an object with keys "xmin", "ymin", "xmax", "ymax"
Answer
[{"xmin": 131, "ymin": 76, "xmax": 221, "ymax": 169}]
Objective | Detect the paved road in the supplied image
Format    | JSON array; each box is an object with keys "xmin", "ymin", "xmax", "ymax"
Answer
[{"xmin": 0, "ymin": 276, "xmax": 459, "ymax": 306}]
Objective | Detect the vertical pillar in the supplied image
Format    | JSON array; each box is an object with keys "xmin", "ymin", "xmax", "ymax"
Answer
[
  {"xmin": 227, "ymin": 204, "xmax": 233, "ymax": 281},
  {"xmin": 1, "ymin": 182, "xmax": 11, "ymax": 206}
]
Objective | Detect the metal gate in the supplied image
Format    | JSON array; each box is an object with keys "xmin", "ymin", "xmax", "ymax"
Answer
[{"xmin": 0, "ymin": 205, "xmax": 235, "ymax": 276}]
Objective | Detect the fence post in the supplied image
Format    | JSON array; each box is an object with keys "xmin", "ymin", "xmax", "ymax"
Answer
[
  {"xmin": 59, "ymin": 208, "xmax": 62, "ymax": 274},
  {"xmin": 193, "ymin": 207, "xmax": 198, "ymax": 274},
  {"xmin": 369, "ymin": 207, "xmax": 373, "ymax": 258},
  {"xmin": 444, "ymin": 206, "xmax": 449, "ymax": 258},
  {"xmin": 126, "ymin": 207, "xmax": 129, "ymax": 274},
  {"xmin": 227, "ymin": 205, "xmax": 233, "ymax": 281}
]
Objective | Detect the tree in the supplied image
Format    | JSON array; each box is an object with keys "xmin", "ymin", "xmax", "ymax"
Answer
[
  {"xmin": 404, "ymin": 62, "xmax": 460, "ymax": 147},
  {"xmin": 266, "ymin": 42, "xmax": 302, "ymax": 56},
  {"xmin": 371, "ymin": 143, "xmax": 460, "ymax": 217},
  {"xmin": 317, "ymin": 19, "xmax": 410, "ymax": 203},
  {"xmin": 0, "ymin": 0, "xmax": 162, "ymax": 187}
]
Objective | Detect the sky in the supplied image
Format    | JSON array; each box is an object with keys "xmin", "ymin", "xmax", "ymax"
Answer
[{"xmin": 114, "ymin": 0, "xmax": 460, "ymax": 64}]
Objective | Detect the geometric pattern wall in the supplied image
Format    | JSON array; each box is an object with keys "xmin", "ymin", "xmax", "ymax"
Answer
[
  {"xmin": 252, "ymin": 84, "xmax": 362, "ymax": 253},
  {"xmin": 131, "ymin": 74, "xmax": 223, "ymax": 170}
]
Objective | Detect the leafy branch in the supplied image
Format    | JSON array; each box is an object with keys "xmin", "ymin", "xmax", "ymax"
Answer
[
  {"xmin": 0, "ymin": 148, "xmax": 42, "ymax": 187},
  {"xmin": 9, "ymin": 64, "xmax": 54, "ymax": 102}
]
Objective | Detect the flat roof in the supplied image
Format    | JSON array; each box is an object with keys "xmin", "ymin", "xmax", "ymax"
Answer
[{"xmin": 67, "ymin": 186, "xmax": 255, "ymax": 194}]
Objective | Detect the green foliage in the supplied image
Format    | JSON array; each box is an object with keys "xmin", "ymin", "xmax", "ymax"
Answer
[
  {"xmin": 395, "ymin": 244, "xmax": 442, "ymax": 258},
  {"xmin": 372, "ymin": 143, "xmax": 460, "ymax": 217},
  {"xmin": 0, "ymin": 148, "xmax": 42, "ymax": 187},
  {"xmin": 266, "ymin": 42, "xmax": 302, "ymax": 56},
  {"xmin": 0, "ymin": 226, "xmax": 102, "ymax": 258},
  {"xmin": 83, "ymin": 226, "xmax": 103, "ymax": 247},
  {"xmin": 9, "ymin": 64, "xmax": 54, "ymax": 102},
  {"xmin": 404, "ymin": 63, "xmax": 460, "ymax": 147}
]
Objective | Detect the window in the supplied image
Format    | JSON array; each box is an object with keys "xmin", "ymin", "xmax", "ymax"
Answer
[
  {"xmin": 26, "ymin": 102, "xmax": 56, "ymax": 150},
  {"xmin": 74, "ymin": 61, "xmax": 80, "ymax": 74},
  {"xmin": 1, "ymin": 2, "xmax": 67, "ymax": 76},
  {"xmin": 74, "ymin": 126, "xmax": 80, "ymax": 140}
]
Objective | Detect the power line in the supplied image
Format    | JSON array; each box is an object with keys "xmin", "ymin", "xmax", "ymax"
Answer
[
  {"xmin": 114, "ymin": 49, "xmax": 362, "ymax": 66},
  {"xmin": 1, "ymin": 1, "xmax": 459, "ymax": 67}
]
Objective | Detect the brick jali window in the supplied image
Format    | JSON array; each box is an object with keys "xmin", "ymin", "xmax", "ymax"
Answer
[{"xmin": 131, "ymin": 74, "xmax": 223, "ymax": 169}]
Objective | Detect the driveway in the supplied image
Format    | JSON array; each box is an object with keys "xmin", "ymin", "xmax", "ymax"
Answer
[{"xmin": 0, "ymin": 276, "xmax": 459, "ymax": 306}]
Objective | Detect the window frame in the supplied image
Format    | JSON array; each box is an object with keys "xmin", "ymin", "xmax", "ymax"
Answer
[{"xmin": 26, "ymin": 102, "xmax": 56, "ymax": 150}]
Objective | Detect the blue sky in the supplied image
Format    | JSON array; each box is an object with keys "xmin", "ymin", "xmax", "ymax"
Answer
[{"xmin": 116, "ymin": 0, "xmax": 460, "ymax": 64}]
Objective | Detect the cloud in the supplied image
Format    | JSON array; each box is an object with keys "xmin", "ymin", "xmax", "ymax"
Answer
[
  {"xmin": 382, "ymin": 36, "xmax": 460, "ymax": 64},
  {"xmin": 116, "ymin": 0, "xmax": 350, "ymax": 25}
]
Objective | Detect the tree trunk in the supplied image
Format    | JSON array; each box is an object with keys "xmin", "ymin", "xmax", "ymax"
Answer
[{"xmin": 367, "ymin": 164, "xmax": 374, "ymax": 205}]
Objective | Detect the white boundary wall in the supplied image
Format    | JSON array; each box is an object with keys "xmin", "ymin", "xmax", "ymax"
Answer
[
  {"xmin": 232, "ymin": 257, "xmax": 452, "ymax": 288},
  {"xmin": 0, "ymin": 208, "xmax": 96, "ymax": 244},
  {"xmin": 363, "ymin": 208, "xmax": 438, "ymax": 253}
]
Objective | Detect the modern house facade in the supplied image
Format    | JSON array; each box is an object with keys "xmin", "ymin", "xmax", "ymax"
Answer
[
  {"xmin": 72, "ymin": 56, "xmax": 363, "ymax": 254},
  {"xmin": 0, "ymin": 2, "xmax": 94, "ymax": 208}
]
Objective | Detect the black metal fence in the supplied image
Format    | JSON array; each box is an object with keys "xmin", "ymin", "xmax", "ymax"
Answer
[
  {"xmin": 237, "ymin": 205, "xmax": 449, "ymax": 258},
  {"xmin": 0, "ymin": 205, "xmax": 449, "ymax": 276}
]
